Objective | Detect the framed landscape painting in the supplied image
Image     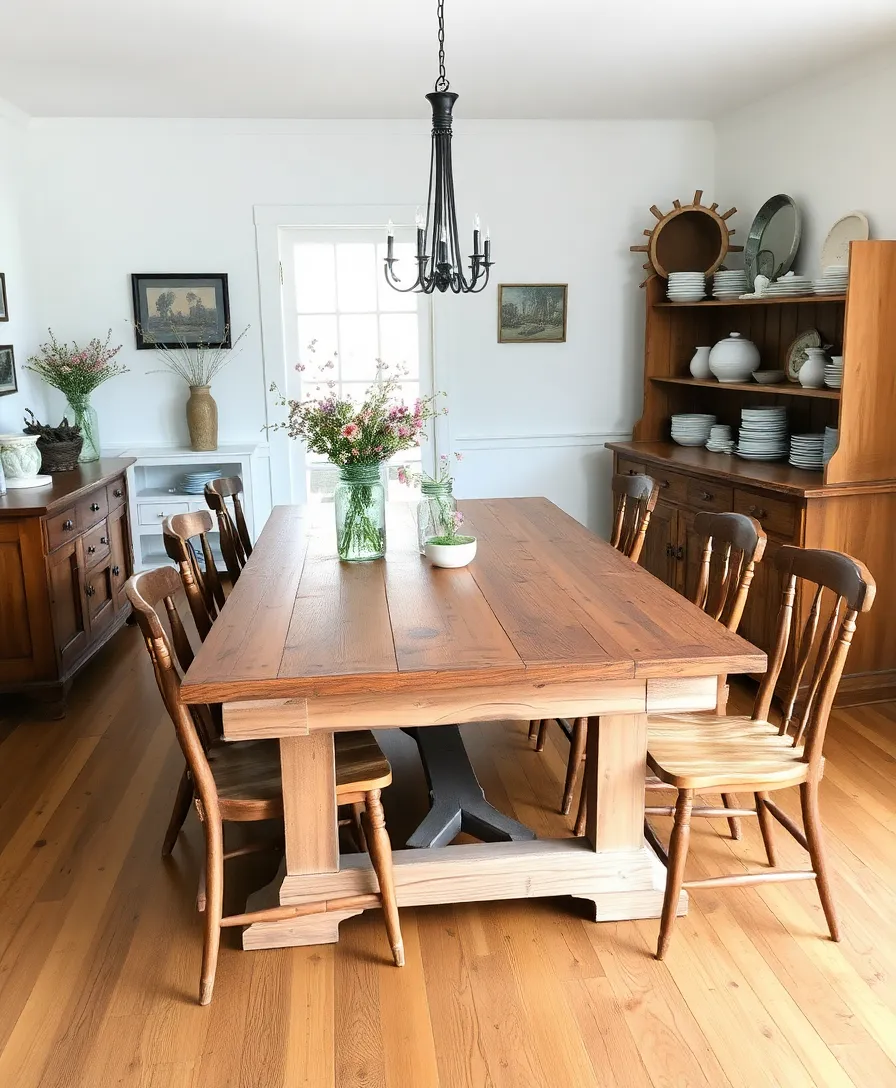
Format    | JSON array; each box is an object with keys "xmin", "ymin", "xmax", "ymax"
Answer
[
  {"xmin": 131, "ymin": 273, "xmax": 231, "ymax": 349},
  {"xmin": 498, "ymin": 283, "xmax": 567, "ymax": 343},
  {"xmin": 0, "ymin": 273, "xmax": 8, "ymax": 321},
  {"xmin": 0, "ymin": 345, "xmax": 17, "ymax": 396}
]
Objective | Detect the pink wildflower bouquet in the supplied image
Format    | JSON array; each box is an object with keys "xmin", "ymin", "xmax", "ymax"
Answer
[
  {"xmin": 268, "ymin": 343, "xmax": 443, "ymax": 466},
  {"xmin": 26, "ymin": 328, "xmax": 127, "ymax": 402}
]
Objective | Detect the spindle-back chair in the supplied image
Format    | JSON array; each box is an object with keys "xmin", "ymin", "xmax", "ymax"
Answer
[
  {"xmin": 127, "ymin": 566, "xmax": 405, "ymax": 1003},
  {"xmin": 204, "ymin": 476, "xmax": 252, "ymax": 582},
  {"xmin": 163, "ymin": 510, "xmax": 225, "ymax": 640},
  {"xmin": 644, "ymin": 546, "xmax": 875, "ymax": 958}
]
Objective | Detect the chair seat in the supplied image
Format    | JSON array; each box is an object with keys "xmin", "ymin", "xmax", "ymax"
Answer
[
  {"xmin": 647, "ymin": 714, "xmax": 811, "ymax": 790},
  {"xmin": 209, "ymin": 731, "xmax": 392, "ymax": 819}
]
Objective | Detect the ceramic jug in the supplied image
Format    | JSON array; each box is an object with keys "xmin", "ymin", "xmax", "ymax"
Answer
[
  {"xmin": 799, "ymin": 347, "xmax": 827, "ymax": 389},
  {"xmin": 689, "ymin": 346, "xmax": 712, "ymax": 380}
]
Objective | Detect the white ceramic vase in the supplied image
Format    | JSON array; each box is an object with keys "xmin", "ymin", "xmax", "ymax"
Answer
[
  {"xmin": 689, "ymin": 346, "xmax": 712, "ymax": 380},
  {"xmin": 709, "ymin": 332, "xmax": 761, "ymax": 383},
  {"xmin": 425, "ymin": 538, "xmax": 478, "ymax": 569},
  {"xmin": 799, "ymin": 347, "xmax": 827, "ymax": 389},
  {"xmin": 0, "ymin": 434, "xmax": 42, "ymax": 480}
]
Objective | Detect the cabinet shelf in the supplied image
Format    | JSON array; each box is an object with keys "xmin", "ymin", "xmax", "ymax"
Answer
[
  {"xmin": 651, "ymin": 376, "xmax": 840, "ymax": 400},
  {"xmin": 653, "ymin": 295, "xmax": 846, "ymax": 308}
]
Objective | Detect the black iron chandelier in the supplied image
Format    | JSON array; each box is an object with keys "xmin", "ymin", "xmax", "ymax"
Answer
[{"xmin": 384, "ymin": 0, "xmax": 493, "ymax": 294}]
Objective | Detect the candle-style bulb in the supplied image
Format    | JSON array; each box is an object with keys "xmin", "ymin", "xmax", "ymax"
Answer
[
  {"xmin": 473, "ymin": 213, "xmax": 481, "ymax": 232},
  {"xmin": 387, "ymin": 218, "xmax": 395, "ymax": 237},
  {"xmin": 486, "ymin": 226, "xmax": 490, "ymax": 241},
  {"xmin": 415, "ymin": 207, "xmax": 425, "ymax": 229}
]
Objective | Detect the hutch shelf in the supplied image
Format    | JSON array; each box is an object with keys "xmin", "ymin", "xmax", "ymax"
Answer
[{"xmin": 609, "ymin": 240, "xmax": 896, "ymax": 705}]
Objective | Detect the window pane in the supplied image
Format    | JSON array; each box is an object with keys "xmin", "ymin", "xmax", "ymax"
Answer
[
  {"xmin": 338, "ymin": 314, "xmax": 380, "ymax": 381},
  {"xmin": 336, "ymin": 243, "xmax": 377, "ymax": 312},
  {"xmin": 294, "ymin": 315, "xmax": 338, "ymax": 396},
  {"xmin": 295, "ymin": 244, "xmax": 336, "ymax": 313},
  {"xmin": 380, "ymin": 314, "xmax": 419, "ymax": 376},
  {"xmin": 377, "ymin": 242, "xmax": 419, "ymax": 312}
]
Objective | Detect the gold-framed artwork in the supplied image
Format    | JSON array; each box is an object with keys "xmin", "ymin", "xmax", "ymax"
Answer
[{"xmin": 498, "ymin": 283, "xmax": 567, "ymax": 343}]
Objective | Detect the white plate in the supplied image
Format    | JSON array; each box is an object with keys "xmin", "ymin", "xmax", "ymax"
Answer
[{"xmin": 821, "ymin": 211, "xmax": 870, "ymax": 267}]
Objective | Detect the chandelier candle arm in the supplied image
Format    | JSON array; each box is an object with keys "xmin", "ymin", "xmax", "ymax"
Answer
[{"xmin": 384, "ymin": 0, "xmax": 493, "ymax": 295}]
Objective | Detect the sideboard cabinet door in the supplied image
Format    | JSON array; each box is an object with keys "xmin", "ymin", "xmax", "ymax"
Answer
[
  {"xmin": 640, "ymin": 501, "xmax": 680, "ymax": 589},
  {"xmin": 48, "ymin": 539, "xmax": 89, "ymax": 673}
]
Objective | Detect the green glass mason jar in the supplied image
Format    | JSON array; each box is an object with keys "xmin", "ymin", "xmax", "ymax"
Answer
[
  {"xmin": 65, "ymin": 395, "xmax": 100, "ymax": 462},
  {"xmin": 416, "ymin": 479, "xmax": 456, "ymax": 553},
  {"xmin": 334, "ymin": 464, "xmax": 386, "ymax": 561}
]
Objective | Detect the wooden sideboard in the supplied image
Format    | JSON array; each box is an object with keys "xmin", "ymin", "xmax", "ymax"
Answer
[
  {"xmin": 611, "ymin": 240, "xmax": 896, "ymax": 706},
  {"xmin": 0, "ymin": 459, "xmax": 135, "ymax": 714}
]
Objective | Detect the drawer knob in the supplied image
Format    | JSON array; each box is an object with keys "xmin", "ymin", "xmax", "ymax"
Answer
[
  {"xmin": 100, "ymin": 536, "xmax": 109, "ymax": 545},
  {"xmin": 748, "ymin": 504, "xmax": 768, "ymax": 519},
  {"xmin": 62, "ymin": 519, "xmax": 74, "ymax": 531},
  {"xmin": 86, "ymin": 584, "xmax": 95, "ymax": 598},
  {"xmin": 658, "ymin": 480, "xmax": 669, "ymax": 489},
  {"xmin": 157, "ymin": 511, "xmax": 166, "ymax": 518},
  {"xmin": 112, "ymin": 565, "xmax": 120, "ymax": 577},
  {"xmin": 90, "ymin": 502, "xmax": 100, "ymax": 512},
  {"xmin": 87, "ymin": 545, "xmax": 96, "ymax": 554},
  {"xmin": 113, "ymin": 488, "xmax": 123, "ymax": 498},
  {"xmin": 700, "ymin": 490, "xmax": 713, "ymax": 501}
]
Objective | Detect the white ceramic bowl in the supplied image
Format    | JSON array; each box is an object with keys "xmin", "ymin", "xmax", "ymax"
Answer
[
  {"xmin": 425, "ymin": 538, "xmax": 478, "ymax": 569},
  {"xmin": 752, "ymin": 369, "xmax": 786, "ymax": 384}
]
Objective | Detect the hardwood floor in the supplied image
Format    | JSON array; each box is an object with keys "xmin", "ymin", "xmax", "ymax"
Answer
[{"xmin": 2, "ymin": 625, "xmax": 896, "ymax": 1087}]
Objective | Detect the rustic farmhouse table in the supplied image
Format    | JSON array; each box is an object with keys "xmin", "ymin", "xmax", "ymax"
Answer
[{"xmin": 181, "ymin": 498, "xmax": 764, "ymax": 950}]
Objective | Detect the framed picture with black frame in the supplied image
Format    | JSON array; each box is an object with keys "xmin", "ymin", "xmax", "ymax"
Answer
[
  {"xmin": 0, "ymin": 273, "xmax": 8, "ymax": 322},
  {"xmin": 131, "ymin": 273, "xmax": 231, "ymax": 349},
  {"xmin": 0, "ymin": 345, "xmax": 17, "ymax": 396}
]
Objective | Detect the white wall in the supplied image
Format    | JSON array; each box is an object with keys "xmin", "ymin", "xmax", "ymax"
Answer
[
  {"xmin": 715, "ymin": 44, "xmax": 896, "ymax": 277},
  {"xmin": 0, "ymin": 100, "xmax": 43, "ymax": 435},
  {"xmin": 23, "ymin": 117, "xmax": 714, "ymax": 530}
]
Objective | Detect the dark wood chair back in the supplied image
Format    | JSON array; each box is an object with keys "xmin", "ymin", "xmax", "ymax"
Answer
[
  {"xmin": 610, "ymin": 473, "xmax": 659, "ymax": 563},
  {"xmin": 752, "ymin": 547, "xmax": 875, "ymax": 764},
  {"xmin": 163, "ymin": 510, "xmax": 225, "ymax": 640},
  {"xmin": 125, "ymin": 566, "xmax": 220, "ymax": 756},
  {"xmin": 692, "ymin": 511, "xmax": 767, "ymax": 633},
  {"xmin": 204, "ymin": 476, "xmax": 252, "ymax": 582}
]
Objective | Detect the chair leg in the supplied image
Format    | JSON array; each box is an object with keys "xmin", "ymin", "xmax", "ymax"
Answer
[
  {"xmin": 800, "ymin": 781, "xmax": 840, "ymax": 942},
  {"xmin": 162, "ymin": 767, "xmax": 193, "ymax": 857},
  {"xmin": 573, "ymin": 758, "xmax": 588, "ymax": 837},
  {"xmin": 199, "ymin": 818, "xmax": 224, "ymax": 1005},
  {"xmin": 656, "ymin": 789, "xmax": 693, "ymax": 960},
  {"xmin": 363, "ymin": 789, "xmax": 405, "ymax": 967},
  {"xmin": 528, "ymin": 719, "xmax": 539, "ymax": 741},
  {"xmin": 755, "ymin": 791, "xmax": 778, "ymax": 866},
  {"xmin": 351, "ymin": 802, "xmax": 367, "ymax": 852},
  {"xmin": 720, "ymin": 793, "xmax": 743, "ymax": 841},
  {"xmin": 561, "ymin": 717, "xmax": 587, "ymax": 816},
  {"xmin": 535, "ymin": 720, "xmax": 548, "ymax": 753}
]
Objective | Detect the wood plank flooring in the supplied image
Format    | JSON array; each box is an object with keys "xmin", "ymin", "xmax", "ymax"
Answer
[{"xmin": 2, "ymin": 625, "xmax": 896, "ymax": 1087}]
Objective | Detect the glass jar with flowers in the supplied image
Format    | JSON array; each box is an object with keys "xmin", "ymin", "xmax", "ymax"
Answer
[
  {"xmin": 25, "ymin": 330, "xmax": 127, "ymax": 462},
  {"xmin": 269, "ymin": 347, "xmax": 443, "ymax": 561},
  {"xmin": 399, "ymin": 452, "xmax": 464, "ymax": 553}
]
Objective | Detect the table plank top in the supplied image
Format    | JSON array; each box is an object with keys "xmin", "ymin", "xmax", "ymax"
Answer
[{"xmin": 181, "ymin": 497, "xmax": 765, "ymax": 704}]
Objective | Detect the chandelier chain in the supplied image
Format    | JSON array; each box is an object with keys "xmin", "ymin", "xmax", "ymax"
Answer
[{"xmin": 435, "ymin": 0, "xmax": 449, "ymax": 92}]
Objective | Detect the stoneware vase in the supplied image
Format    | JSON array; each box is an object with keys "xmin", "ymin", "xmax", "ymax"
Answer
[
  {"xmin": 0, "ymin": 434, "xmax": 42, "ymax": 481},
  {"xmin": 689, "ymin": 346, "xmax": 712, "ymax": 380},
  {"xmin": 709, "ymin": 332, "xmax": 760, "ymax": 383},
  {"xmin": 799, "ymin": 347, "xmax": 827, "ymax": 389},
  {"xmin": 187, "ymin": 385, "xmax": 218, "ymax": 452}
]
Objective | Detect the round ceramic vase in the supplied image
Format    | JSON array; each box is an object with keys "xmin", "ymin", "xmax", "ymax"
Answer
[
  {"xmin": 709, "ymin": 332, "xmax": 760, "ymax": 382},
  {"xmin": 0, "ymin": 434, "xmax": 42, "ymax": 480},
  {"xmin": 798, "ymin": 347, "xmax": 827, "ymax": 389},
  {"xmin": 689, "ymin": 346, "xmax": 712, "ymax": 380}
]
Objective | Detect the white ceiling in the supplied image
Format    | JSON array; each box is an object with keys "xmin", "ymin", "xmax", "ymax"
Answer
[{"xmin": 2, "ymin": 0, "xmax": 895, "ymax": 120}]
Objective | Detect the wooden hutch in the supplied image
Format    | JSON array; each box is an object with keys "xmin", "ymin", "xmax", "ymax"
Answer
[{"xmin": 609, "ymin": 240, "xmax": 896, "ymax": 704}]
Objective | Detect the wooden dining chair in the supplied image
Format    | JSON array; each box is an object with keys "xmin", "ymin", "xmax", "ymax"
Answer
[
  {"xmin": 567, "ymin": 512, "xmax": 766, "ymax": 835},
  {"xmin": 528, "ymin": 472, "xmax": 661, "ymax": 757},
  {"xmin": 126, "ymin": 566, "xmax": 405, "ymax": 1004},
  {"xmin": 644, "ymin": 546, "xmax": 875, "ymax": 959},
  {"xmin": 204, "ymin": 476, "xmax": 252, "ymax": 583},
  {"xmin": 163, "ymin": 510, "xmax": 226, "ymax": 641}
]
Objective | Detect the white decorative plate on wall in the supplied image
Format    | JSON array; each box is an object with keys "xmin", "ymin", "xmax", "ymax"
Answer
[{"xmin": 821, "ymin": 212, "xmax": 870, "ymax": 267}]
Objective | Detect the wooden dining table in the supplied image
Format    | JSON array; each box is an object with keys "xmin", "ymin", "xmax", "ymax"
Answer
[{"xmin": 181, "ymin": 496, "xmax": 765, "ymax": 950}]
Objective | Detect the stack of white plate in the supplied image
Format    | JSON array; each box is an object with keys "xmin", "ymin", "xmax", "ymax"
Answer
[
  {"xmin": 813, "ymin": 265, "xmax": 849, "ymax": 296},
  {"xmin": 706, "ymin": 424, "xmax": 735, "ymax": 454},
  {"xmin": 736, "ymin": 406, "xmax": 788, "ymax": 461},
  {"xmin": 765, "ymin": 273, "xmax": 813, "ymax": 298},
  {"xmin": 179, "ymin": 469, "xmax": 223, "ymax": 495},
  {"xmin": 823, "ymin": 426, "xmax": 839, "ymax": 465},
  {"xmin": 712, "ymin": 270, "xmax": 748, "ymax": 299},
  {"xmin": 824, "ymin": 355, "xmax": 844, "ymax": 388},
  {"xmin": 670, "ymin": 413, "xmax": 716, "ymax": 446},
  {"xmin": 789, "ymin": 433, "xmax": 825, "ymax": 470},
  {"xmin": 666, "ymin": 272, "xmax": 706, "ymax": 302}
]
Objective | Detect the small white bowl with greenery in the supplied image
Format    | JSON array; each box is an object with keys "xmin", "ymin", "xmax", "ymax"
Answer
[{"xmin": 424, "ymin": 511, "xmax": 477, "ymax": 568}]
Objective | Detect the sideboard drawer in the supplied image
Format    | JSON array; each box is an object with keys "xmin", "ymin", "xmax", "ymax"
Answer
[
  {"xmin": 77, "ymin": 489, "xmax": 109, "ymax": 530},
  {"xmin": 138, "ymin": 501, "xmax": 190, "ymax": 526},
  {"xmin": 83, "ymin": 519, "xmax": 111, "ymax": 569},
  {"xmin": 649, "ymin": 468, "xmax": 689, "ymax": 504},
  {"xmin": 686, "ymin": 479, "xmax": 733, "ymax": 513},
  {"xmin": 733, "ymin": 490, "xmax": 799, "ymax": 539},
  {"xmin": 107, "ymin": 478, "xmax": 127, "ymax": 511},
  {"xmin": 46, "ymin": 506, "xmax": 79, "ymax": 552},
  {"xmin": 616, "ymin": 457, "xmax": 647, "ymax": 477}
]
